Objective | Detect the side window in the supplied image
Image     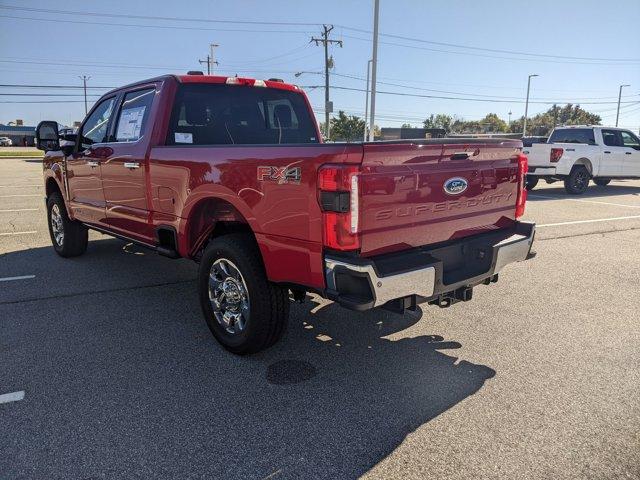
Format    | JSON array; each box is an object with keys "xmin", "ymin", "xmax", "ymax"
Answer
[
  {"xmin": 601, "ymin": 130, "xmax": 622, "ymax": 147},
  {"xmin": 81, "ymin": 97, "xmax": 116, "ymax": 148},
  {"xmin": 620, "ymin": 131, "xmax": 640, "ymax": 148},
  {"xmin": 114, "ymin": 88, "xmax": 155, "ymax": 142}
]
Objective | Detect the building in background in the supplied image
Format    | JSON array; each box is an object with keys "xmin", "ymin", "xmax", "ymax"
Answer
[{"xmin": 0, "ymin": 121, "xmax": 36, "ymax": 146}]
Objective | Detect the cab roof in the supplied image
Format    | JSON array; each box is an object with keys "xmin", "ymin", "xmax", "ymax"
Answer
[{"xmin": 105, "ymin": 73, "xmax": 301, "ymax": 96}]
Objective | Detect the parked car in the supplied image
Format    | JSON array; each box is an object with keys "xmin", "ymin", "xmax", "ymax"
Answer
[
  {"xmin": 524, "ymin": 126, "xmax": 640, "ymax": 194},
  {"xmin": 36, "ymin": 73, "xmax": 535, "ymax": 354},
  {"xmin": 0, "ymin": 136, "xmax": 13, "ymax": 146}
]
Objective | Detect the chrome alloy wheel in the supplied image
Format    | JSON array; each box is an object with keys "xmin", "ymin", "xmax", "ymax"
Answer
[
  {"xmin": 50, "ymin": 203, "xmax": 64, "ymax": 247},
  {"xmin": 208, "ymin": 258, "xmax": 250, "ymax": 335}
]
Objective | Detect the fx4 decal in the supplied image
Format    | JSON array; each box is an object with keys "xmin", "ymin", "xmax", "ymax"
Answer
[{"xmin": 257, "ymin": 166, "xmax": 302, "ymax": 184}]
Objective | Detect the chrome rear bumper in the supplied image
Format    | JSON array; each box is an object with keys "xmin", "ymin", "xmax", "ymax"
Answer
[{"xmin": 325, "ymin": 221, "xmax": 535, "ymax": 311}]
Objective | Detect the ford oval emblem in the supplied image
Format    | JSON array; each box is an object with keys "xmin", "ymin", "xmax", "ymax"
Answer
[{"xmin": 443, "ymin": 177, "xmax": 468, "ymax": 195}]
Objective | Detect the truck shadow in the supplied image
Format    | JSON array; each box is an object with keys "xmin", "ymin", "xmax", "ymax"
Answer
[
  {"xmin": 1, "ymin": 239, "xmax": 495, "ymax": 479},
  {"xmin": 528, "ymin": 181, "xmax": 640, "ymax": 201}
]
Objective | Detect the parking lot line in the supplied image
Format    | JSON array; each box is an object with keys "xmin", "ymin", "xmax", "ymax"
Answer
[
  {"xmin": 0, "ymin": 185, "xmax": 42, "ymax": 188},
  {"xmin": 0, "ymin": 231, "xmax": 37, "ymax": 236},
  {"xmin": 0, "ymin": 391, "xmax": 25, "ymax": 405},
  {"xmin": 0, "ymin": 208, "xmax": 39, "ymax": 213},
  {"xmin": 530, "ymin": 193, "xmax": 640, "ymax": 209},
  {"xmin": 0, "ymin": 275, "xmax": 36, "ymax": 282},
  {"xmin": 538, "ymin": 215, "xmax": 640, "ymax": 228}
]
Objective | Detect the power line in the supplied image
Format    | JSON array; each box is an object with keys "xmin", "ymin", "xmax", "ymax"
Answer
[
  {"xmin": 302, "ymin": 84, "xmax": 640, "ymax": 106},
  {"xmin": 3, "ymin": 4, "xmax": 637, "ymax": 64},
  {"xmin": 336, "ymin": 26, "xmax": 640, "ymax": 63},
  {"xmin": 342, "ymin": 34, "xmax": 640, "ymax": 66},
  {"xmin": 0, "ymin": 5, "xmax": 321, "ymax": 26},
  {"xmin": 0, "ymin": 14, "xmax": 313, "ymax": 35},
  {"xmin": 330, "ymin": 72, "xmax": 640, "ymax": 102}
]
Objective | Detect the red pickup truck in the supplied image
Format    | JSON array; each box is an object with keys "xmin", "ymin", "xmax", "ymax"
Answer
[{"xmin": 36, "ymin": 73, "xmax": 535, "ymax": 354}]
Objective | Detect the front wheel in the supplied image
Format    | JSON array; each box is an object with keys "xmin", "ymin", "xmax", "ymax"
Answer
[
  {"xmin": 198, "ymin": 234, "xmax": 290, "ymax": 355},
  {"xmin": 593, "ymin": 177, "xmax": 611, "ymax": 187},
  {"xmin": 564, "ymin": 166, "xmax": 591, "ymax": 195},
  {"xmin": 46, "ymin": 192, "xmax": 88, "ymax": 257}
]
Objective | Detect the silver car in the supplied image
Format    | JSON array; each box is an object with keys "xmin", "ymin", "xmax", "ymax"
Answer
[{"xmin": 0, "ymin": 136, "xmax": 13, "ymax": 146}]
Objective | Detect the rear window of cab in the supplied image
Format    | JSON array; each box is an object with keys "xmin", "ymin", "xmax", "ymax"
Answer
[
  {"xmin": 548, "ymin": 128, "xmax": 596, "ymax": 145},
  {"xmin": 166, "ymin": 84, "xmax": 319, "ymax": 146}
]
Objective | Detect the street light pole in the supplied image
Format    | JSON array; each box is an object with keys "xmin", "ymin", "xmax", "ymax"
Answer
[
  {"xmin": 210, "ymin": 43, "xmax": 219, "ymax": 74},
  {"xmin": 523, "ymin": 74, "xmax": 538, "ymax": 137},
  {"xmin": 368, "ymin": 0, "xmax": 380, "ymax": 142},
  {"xmin": 364, "ymin": 59, "xmax": 372, "ymax": 141},
  {"xmin": 616, "ymin": 84, "xmax": 630, "ymax": 127}
]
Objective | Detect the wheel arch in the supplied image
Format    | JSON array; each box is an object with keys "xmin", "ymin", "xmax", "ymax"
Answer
[
  {"xmin": 182, "ymin": 196, "xmax": 257, "ymax": 259},
  {"xmin": 573, "ymin": 157, "xmax": 594, "ymax": 176}
]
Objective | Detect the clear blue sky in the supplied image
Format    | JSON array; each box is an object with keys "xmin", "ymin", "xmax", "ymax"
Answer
[{"xmin": 1, "ymin": 0, "xmax": 639, "ymax": 130}]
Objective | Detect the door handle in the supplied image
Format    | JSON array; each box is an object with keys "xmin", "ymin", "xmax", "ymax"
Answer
[
  {"xmin": 87, "ymin": 161, "xmax": 99, "ymax": 167},
  {"xmin": 603, "ymin": 151, "xmax": 611, "ymax": 154},
  {"xmin": 625, "ymin": 152, "xmax": 632, "ymax": 155},
  {"xmin": 123, "ymin": 162, "xmax": 140, "ymax": 169}
]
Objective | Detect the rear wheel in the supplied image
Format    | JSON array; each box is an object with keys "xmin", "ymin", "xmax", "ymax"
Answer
[
  {"xmin": 564, "ymin": 166, "xmax": 590, "ymax": 195},
  {"xmin": 593, "ymin": 177, "xmax": 611, "ymax": 187},
  {"xmin": 525, "ymin": 176, "xmax": 539, "ymax": 191},
  {"xmin": 198, "ymin": 234, "xmax": 289, "ymax": 355},
  {"xmin": 46, "ymin": 192, "xmax": 88, "ymax": 257}
]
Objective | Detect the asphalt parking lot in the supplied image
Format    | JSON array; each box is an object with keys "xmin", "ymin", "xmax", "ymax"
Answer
[{"xmin": 1, "ymin": 157, "xmax": 639, "ymax": 480}]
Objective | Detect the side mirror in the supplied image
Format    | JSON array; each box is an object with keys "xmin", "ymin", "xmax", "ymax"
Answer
[{"xmin": 35, "ymin": 121, "xmax": 60, "ymax": 152}]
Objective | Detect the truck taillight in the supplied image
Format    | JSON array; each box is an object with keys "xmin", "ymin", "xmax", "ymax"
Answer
[
  {"xmin": 318, "ymin": 164, "xmax": 360, "ymax": 251},
  {"xmin": 550, "ymin": 147, "xmax": 563, "ymax": 163},
  {"xmin": 515, "ymin": 153, "xmax": 528, "ymax": 219}
]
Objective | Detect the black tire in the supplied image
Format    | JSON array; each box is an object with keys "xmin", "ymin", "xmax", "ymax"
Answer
[
  {"xmin": 564, "ymin": 166, "xmax": 591, "ymax": 195},
  {"xmin": 46, "ymin": 192, "xmax": 88, "ymax": 257},
  {"xmin": 593, "ymin": 177, "xmax": 611, "ymax": 187},
  {"xmin": 198, "ymin": 233, "xmax": 290, "ymax": 355},
  {"xmin": 525, "ymin": 176, "xmax": 539, "ymax": 191}
]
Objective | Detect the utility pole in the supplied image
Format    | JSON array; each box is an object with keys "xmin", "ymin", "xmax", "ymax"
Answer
[
  {"xmin": 312, "ymin": 25, "xmax": 342, "ymax": 140},
  {"xmin": 616, "ymin": 84, "xmax": 630, "ymax": 127},
  {"xmin": 368, "ymin": 0, "xmax": 380, "ymax": 141},
  {"xmin": 199, "ymin": 43, "xmax": 219, "ymax": 74},
  {"xmin": 552, "ymin": 104, "xmax": 558, "ymax": 128},
  {"xmin": 508, "ymin": 110, "xmax": 512, "ymax": 127},
  {"xmin": 78, "ymin": 75, "xmax": 90, "ymax": 115},
  {"xmin": 363, "ymin": 59, "xmax": 372, "ymax": 141},
  {"xmin": 523, "ymin": 74, "xmax": 538, "ymax": 137}
]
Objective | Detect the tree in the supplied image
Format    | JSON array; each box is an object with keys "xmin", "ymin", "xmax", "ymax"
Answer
[
  {"xmin": 509, "ymin": 104, "xmax": 601, "ymax": 136},
  {"xmin": 423, "ymin": 114, "xmax": 454, "ymax": 131},
  {"xmin": 438, "ymin": 113, "xmax": 508, "ymax": 134},
  {"xmin": 401, "ymin": 123, "xmax": 413, "ymax": 128},
  {"xmin": 329, "ymin": 111, "xmax": 366, "ymax": 142}
]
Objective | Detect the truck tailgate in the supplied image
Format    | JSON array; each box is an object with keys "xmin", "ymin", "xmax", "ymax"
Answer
[{"xmin": 358, "ymin": 140, "xmax": 522, "ymax": 256}]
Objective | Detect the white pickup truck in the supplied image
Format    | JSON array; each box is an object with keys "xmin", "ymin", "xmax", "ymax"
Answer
[{"xmin": 524, "ymin": 126, "xmax": 640, "ymax": 194}]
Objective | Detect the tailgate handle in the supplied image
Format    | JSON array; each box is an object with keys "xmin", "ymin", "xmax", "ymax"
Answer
[{"xmin": 450, "ymin": 152, "xmax": 471, "ymax": 160}]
